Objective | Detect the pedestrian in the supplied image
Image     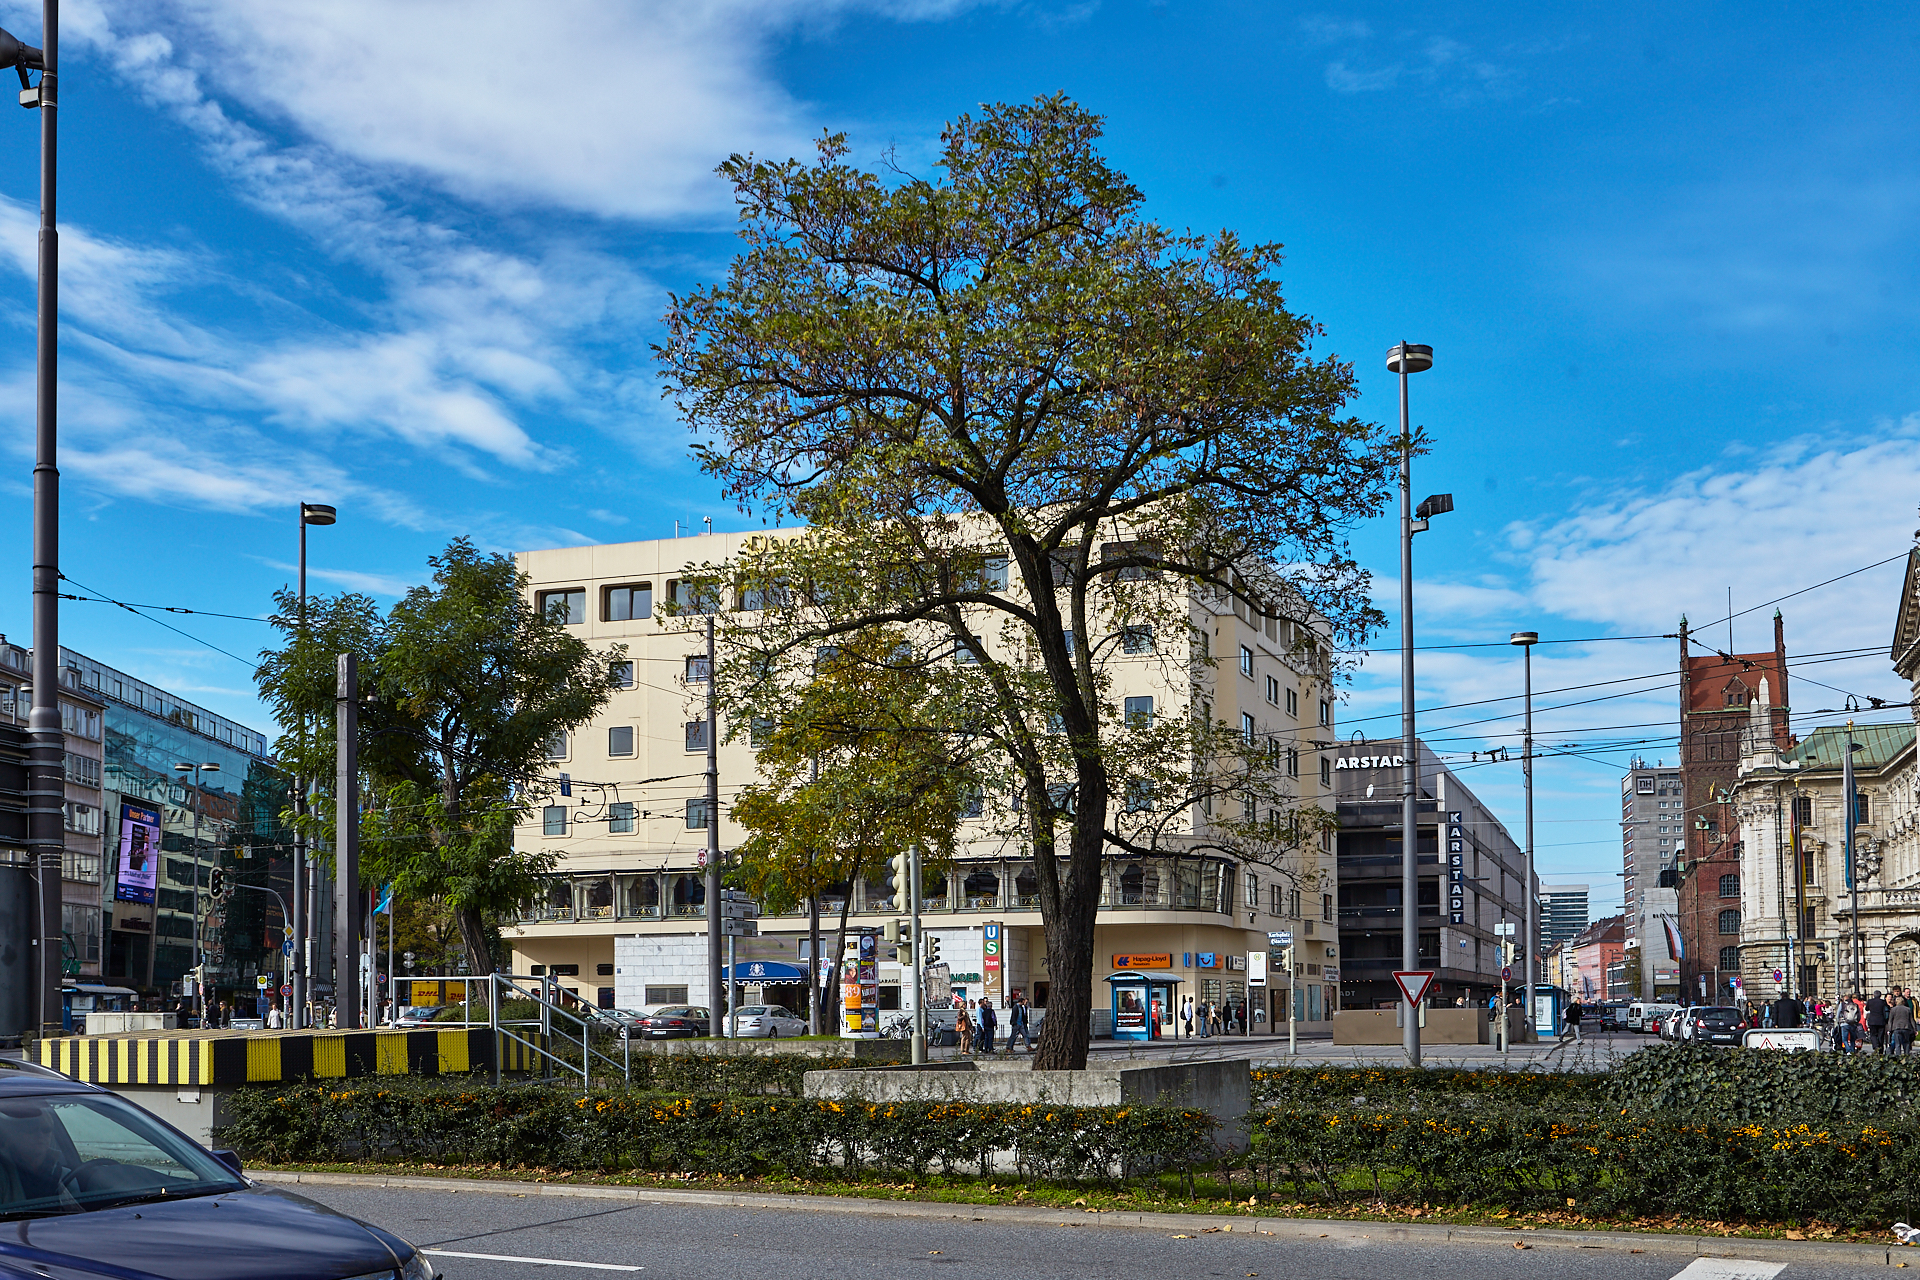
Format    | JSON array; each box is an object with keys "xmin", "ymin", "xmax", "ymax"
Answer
[
  {"xmin": 1889, "ymin": 993, "xmax": 1914, "ymax": 1056},
  {"xmin": 1181, "ymin": 994, "xmax": 1194, "ymax": 1038},
  {"xmin": 1839, "ymin": 993, "xmax": 1862, "ymax": 1053},
  {"xmin": 265, "ymin": 1002, "xmax": 284, "ymax": 1030},
  {"xmin": 978, "ymin": 997, "xmax": 998, "ymax": 1054},
  {"xmin": 956, "ymin": 998, "xmax": 973, "ymax": 1054},
  {"xmin": 1006, "ymin": 992, "xmax": 1032, "ymax": 1052},
  {"xmin": 1771, "ymin": 989, "xmax": 1804, "ymax": 1029},
  {"xmin": 1563, "ymin": 999, "xmax": 1584, "ymax": 1042},
  {"xmin": 1208, "ymin": 999, "xmax": 1222, "ymax": 1037},
  {"xmin": 1868, "ymin": 991, "xmax": 1890, "ymax": 1053}
]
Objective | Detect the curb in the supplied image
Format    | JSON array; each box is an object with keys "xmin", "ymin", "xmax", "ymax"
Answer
[{"xmin": 249, "ymin": 1169, "xmax": 1903, "ymax": 1266}]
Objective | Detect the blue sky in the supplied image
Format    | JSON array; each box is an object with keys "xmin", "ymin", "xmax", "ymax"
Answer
[{"xmin": 1, "ymin": 2, "xmax": 1916, "ymax": 915}]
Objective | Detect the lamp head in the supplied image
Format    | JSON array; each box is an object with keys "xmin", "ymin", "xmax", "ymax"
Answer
[
  {"xmin": 1386, "ymin": 343, "xmax": 1434, "ymax": 375},
  {"xmin": 301, "ymin": 503, "xmax": 337, "ymax": 527},
  {"xmin": 0, "ymin": 28, "xmax": 44, "ymax": 72},
  {"xmin": 173, "ymin": 763, "xmax": 192, "ymax": 773},
  {"xmin": 1509, "ymin": 631, "xmax": 1539, "ymax": 647}
]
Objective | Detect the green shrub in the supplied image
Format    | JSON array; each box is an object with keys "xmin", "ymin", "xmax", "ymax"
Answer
[
  {"xmin": 218, "ymin": 1077, "xmax": 1216, "ymax": 1186},
  {"xmin": 1603, "ymin": 1043, "xmax": 1920, "ymax": 1123}
]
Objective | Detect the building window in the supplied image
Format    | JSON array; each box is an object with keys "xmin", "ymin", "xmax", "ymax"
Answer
[
  {"xmin": 685, "ymin": 720, "xmax": 709, "ymax": 752},
  {"xmin": 1239, "ymin": 646, "xmax": 1254, "ymax": 677},
  {"xmin": 1320, "ymin": 756, "xmax": 1331, "ymax": 786},
  {"xmin": 63, "ymin": 802, "xmax": 100, "ymax": 836},
  {"xmin": 667, "ymin": 579, "xmax": 720, "ymax": 615},
  {"xmin": 1718, "ymin": 873, "xmax": 1739, "ymax": 898},
  {"xmin": 1719, "ymin": 945, "xmax": 1739, "ymax": 971},
  {"xmin": 1717, "ymin": 908, "xmax": 1739, "ymax": 935},
  {"xmin": 955, "ymin": 641, "xmax": 979, "ymax": 664},
  {"xmin": 749, "ymin": 716, "xmax": 773, "ymax": 747},
  {"xmin": 1322, "ymin": 892, "xmax": 1333, "ymax": 922},
  {"xmin": 1791, "ymin": 795, "xmax": 1813, "ymax": 827},
  {"xmin": 63, "ymin": 753, "xmax": 101, "ymax": 786},
  {"xmin": 1799, "ymin": 850, "xmax": 1817, "ymax": 885},
  {"xmin": 544, "ymin": 732, "xmax": 568, "ymax": 760},
  {"xmin": 538, "ymin": 589, "xmax": 586, "ymax": 625},
  {"xmin": 1270, "ymin": 884, "xmax": 1284, "ymax": 915},
  {"xmin": 609, "ymin": 802, "xmax": 635, "ymax": 834},
  {"xmin": 610, "ymin": 660, "xmax": 634, "ymax": 689},
  {"xmin": 1121, "ymin": 625, "xmax": 1155, "ymax": 654},
  {"xmin": 1246, "ymin": 874, "xmax": 1259, "ymax": 908},
  {"xmin": 1241, "ymin": 712, "xmax": 1256, "ymax": 744},
  {"xmin": 645, "ymin": 984, "xmax": 689, "ymax": 1005},
  {"xmin": 1124, "ymin": 695, "xmax": 1154, "ymax": 728},
  {"xmin": 685, "ymin": 654, "xmax": 711, "ymax": 682},
  {"xmin": 1286, "ymin": 746, "xmax": 1299, "ymax": 778},
  {"xmin": 608, "ymin": 726, "xmax": 634, "ymax": 757},
  {"xmin": 686, "ymin": 798, "xmax": 709, "ymax": 830},
  {"xmin": 542, "ymin": 806, "xmax": 567, "ymax": 836},
  {"xmin": 1265, "ymin": 675, "xmax": 1280, "ymax": 705},
  {"xmin": 603, "ymin": 583, "xmax": 652, "ymax": 622},
  {"xmin": 1285, "ymin": 687, "xmax": 1298, "ymax": 716},
  {"xmin": 1855, "ymin": 793, "xmax": 1871, "ymax": 825},
  {"xmin": 1318, "ymin": 699, "xmax": 1331, "ymax": 727}
]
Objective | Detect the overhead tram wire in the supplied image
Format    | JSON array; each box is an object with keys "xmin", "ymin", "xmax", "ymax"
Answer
[{"xmin": 58, "ymin": 573, "xmax": 258, "ymax": 667}]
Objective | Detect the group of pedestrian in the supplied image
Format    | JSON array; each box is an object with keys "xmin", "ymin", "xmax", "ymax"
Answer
[
  {"xmin": 1824, "ymin": 989, "xmax": 1918, "ymax": 1054},
  {"xmin": 1178, "ymin": 995, "xmax": 1228, "ymax": 1037},
  {"xmin": 955, "ymin": 993, "xmax": 1034, "ymax": 1054}
]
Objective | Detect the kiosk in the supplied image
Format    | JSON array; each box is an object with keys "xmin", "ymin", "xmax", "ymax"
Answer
[
  {"xmin": 1531, "ymin": 983, "xmax": 1572, "ymax": 1038},
  {"xmin": 1105, "ymin": 970, "xmax": 1183, "ymax": 1042}
]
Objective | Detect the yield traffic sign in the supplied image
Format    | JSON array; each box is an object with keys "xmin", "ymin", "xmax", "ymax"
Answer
[{"xmin": 1393, "ymin": 970, "xmax": 1436, "ymax": 1006}]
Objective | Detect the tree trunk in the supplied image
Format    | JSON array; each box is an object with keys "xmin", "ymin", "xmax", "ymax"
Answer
[
  {"xmin": 454, "ymin": 902, "xmax": 493, "ymax": 1008},
  {"xmin": 808, "ymin": 893, "xmax": 822, "ymax": 1035},
  {"xmin": 820, "ymin": 893, "xmax": 853, "ymax": 1037},
  {"xmin": 1034, "ymin": 802, "xmax": 1108, "ymax": 1069}
]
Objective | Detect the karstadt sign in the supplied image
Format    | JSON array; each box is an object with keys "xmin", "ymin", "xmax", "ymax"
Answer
[{"xmin": 1332, "ymin": 755, "xmax": 1406, "ymax": 770}]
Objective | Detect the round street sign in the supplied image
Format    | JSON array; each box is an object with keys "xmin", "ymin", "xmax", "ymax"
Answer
[
  {"xmin": 1772, "ymin": 968, "xmax": 1784, "ymax": 982},
  {"xmin": 1501, "ymin": 966, "xmax": 1512, "ymax": 980}
]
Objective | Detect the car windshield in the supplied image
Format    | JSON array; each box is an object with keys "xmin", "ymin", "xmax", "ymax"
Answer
[
  {"xmin": 0, "ymin": 1092, "xmax": 244, "ymax": 1219},
  {"xmin": 737, "ymin": 1007, "xmax": 769, "ymax": 1017}
]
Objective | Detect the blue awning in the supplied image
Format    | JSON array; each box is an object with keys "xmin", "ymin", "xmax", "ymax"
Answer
[{"xmin": 721, "ymin": 960, "xmax": 807, "ymax": 982}]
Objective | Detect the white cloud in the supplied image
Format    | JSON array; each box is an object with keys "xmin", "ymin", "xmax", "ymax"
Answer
[{"xmin": 1325, "ymin": 61, "xmax": 1400, "ymax": 93}]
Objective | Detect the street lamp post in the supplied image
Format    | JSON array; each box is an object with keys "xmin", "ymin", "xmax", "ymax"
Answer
[
  {"xmin": 173, "ymin": 761, "xmax": 221, "ymax": 1024},
  {"xmin": 1387, "ymin": 340, "xmax": 1436, "ymax": 1068},
  {"xmin": 1, "ymin": 11, "xmax": 55, "ymax": 1036},
  {"xmin": 1510, "ymin": 632, "xmax": 1539, "ymax": 1031},
  {"xmin": 292, "ymin": 502, "xmax": 335, "ymax": 1028}
]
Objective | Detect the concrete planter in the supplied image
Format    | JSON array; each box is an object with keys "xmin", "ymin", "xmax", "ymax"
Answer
[
  {"xmin": 640, "ymin": 1038, "xmax": 909, "ymax": 1062},
  {"xmin": 1331, "ymin": 1008, "xmax": 1490, "ymax": 1045},
  {"xmin": 804, "ymin": 1056, "xmax": 1251, "ymax": 1150}
]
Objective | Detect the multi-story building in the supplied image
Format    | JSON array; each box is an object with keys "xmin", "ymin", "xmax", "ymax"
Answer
[
  {"xmin": 1677, "ymin": 614, "xmax": 1792, "ymax": 1001},
  {"xmin": 1621, "ymin": 757, "xmax": 1685, "ymax": 999},
  {"xmin": 0, "ymin": 636, "xmax": 105, "ymax": 985},
  {"xmin": 508, "ymin": 531, "xmax": 1345, "ymax": 1032},
  {"xmin": 1564, "ymin": 913, "xmax": 1627, "ymax": 1001},
  {"xmin": 1733, "ymin": 548, "xmax": 1920, "ymax": 1002},
  {"xmin": 1331, "ymin": 738, "xmax": 1539, "ymax": 1009},
  {"xmin": 2, "ymin": 640, "xmax": 292, "ymax": 1007},
  {"xmin": 1542, "ymin": 884, "xmax": 1589, "ymax": 950}
]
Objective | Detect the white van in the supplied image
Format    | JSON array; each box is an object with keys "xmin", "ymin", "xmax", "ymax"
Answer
[{"xmin": 1628, "ymin": 1001, "xmax": 1679, "ymax": 1033}]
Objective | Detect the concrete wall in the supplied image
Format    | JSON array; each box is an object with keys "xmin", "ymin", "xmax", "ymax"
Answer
[{"xmin": 1332, "ymin": 1007, "xmax": 1488, "ymax": 1045}]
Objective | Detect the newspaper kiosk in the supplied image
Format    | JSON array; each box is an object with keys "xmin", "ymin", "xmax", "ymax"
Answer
[{"xmin": 1106, "ymin": 970, "xmax": 1182, "ymax": 1042}]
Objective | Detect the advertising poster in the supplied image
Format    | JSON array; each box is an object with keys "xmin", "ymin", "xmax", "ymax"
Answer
[
  {"xmin": 841, "ymin": 939, "xmax": 864, "ymax": 1035},
  {"xmin": 858, "ymin": 932, "xmax": 879, "ymax": 1034},
  {"xmin": 114, "ymin": 802, "xmax": 161, "ymax": 904}
]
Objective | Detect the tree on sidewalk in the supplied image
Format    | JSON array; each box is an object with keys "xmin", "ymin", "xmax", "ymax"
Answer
[
  {"xmin": 256, "ymin": 538, "xmax": 622, "ymax": 981},
  {"xmin": 660, "ymin": 96, "xmax": 1393, "ymax": 1068}
]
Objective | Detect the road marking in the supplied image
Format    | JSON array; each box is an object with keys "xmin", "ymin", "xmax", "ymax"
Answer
[
  {"xmin": 1668, "ymin": 1261, "xmax": 1787, "ymax": 1280},
  {"xmin": 422, "ymin": 1249, "xmax": 642, "ymax": 1271}
]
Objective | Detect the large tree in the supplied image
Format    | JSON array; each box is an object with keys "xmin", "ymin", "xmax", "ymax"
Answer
[
  {"xmin": 256, "ymin": 539, "xmax": 620, "ymax": 981},
  {"xmin": 660, "ymin": 97, "xmax": 1394, "ymax": 1069}
]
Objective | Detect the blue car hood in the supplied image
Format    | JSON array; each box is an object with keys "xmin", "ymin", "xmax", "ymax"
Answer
[{"xmin": 2, "ymin": 1184, "xmax": 404, "ymax": 1280}]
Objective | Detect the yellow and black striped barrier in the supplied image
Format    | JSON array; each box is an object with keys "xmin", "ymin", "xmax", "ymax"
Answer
[{"xmin": 37, "ymin": 1027, "xmax": 544, "ymax": 1087}]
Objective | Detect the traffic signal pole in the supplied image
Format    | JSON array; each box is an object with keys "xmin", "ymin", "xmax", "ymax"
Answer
[{"xmin": 910, "ymin": 845, "xmax": 926, "ymax": 1065}]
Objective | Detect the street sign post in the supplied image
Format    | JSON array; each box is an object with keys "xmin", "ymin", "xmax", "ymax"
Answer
[
  {"xmin": 1268, "ymin": 931, "xmax": 1292, "ymax": 948},
  {"xmin": 1393, "ymin": 970, "xmax": 1436, "ymax": 1007}
]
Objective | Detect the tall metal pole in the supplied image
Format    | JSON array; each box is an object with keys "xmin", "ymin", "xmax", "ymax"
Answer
[
  {"xmin": 292, "ymin": 508, "xmax": 307, "ymax": 1027},
  {"xmin": 910, "ymin": 844, "xmax": 926, "ymax": 1065},
  {"xmin": 334, "ymin": 654, "xmax": 360, "ymax": 1029},
  {"xmin": 24, "ymin": 0, "xmax": 60, "ymax": 1037},
  {"xmin": 188, "ymin": 772, "xmax": 203, "ymax": 1023},
  {"xmin": 1844, "ymin": 720, "xmax": 1860, "ymax": 997},
  {"xmin": 703, "ymin": 615, "xmax": 722, "ymax": 1036},
  {"xmin": 1394, "ymin": 341, "xmax": 1420, "ymax": 1068},
  {"xmin": 1522, "ymin": 641, "xmax": 1537, "ymax": 1018}
]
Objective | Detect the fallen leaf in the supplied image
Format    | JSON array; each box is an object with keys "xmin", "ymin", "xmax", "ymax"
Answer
[
  {"xmin": 929, "ymin": 1252, "xmax": 942, "ymax": 1256},
  {"xmin": 1630, "ymin": 1250, "xmax": 1644, "ymax": 1255},
  {"xmin": 1513, "ymin": 1243, "xmax": 1532, "ymax": 1250},
  {"xmin": 1071, "ymin": 1198, "xmax": 1087, "ymax": 1207},
  {"xmin": 1785, "ymin": 1231, "xmax": 1807, "ymax": 1241}
]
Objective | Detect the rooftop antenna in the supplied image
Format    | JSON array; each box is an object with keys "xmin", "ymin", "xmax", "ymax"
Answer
[{"xmin": 704, "ymin": 516, "xmax": 713, "ymax": 536}]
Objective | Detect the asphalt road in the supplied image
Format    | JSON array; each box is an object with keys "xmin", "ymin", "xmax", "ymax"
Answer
[{"xmin": 289, "ymin": 1182, "xmax": 1869, "ymax": 1280}]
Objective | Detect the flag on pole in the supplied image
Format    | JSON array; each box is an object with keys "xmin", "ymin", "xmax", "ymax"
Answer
[
  {"xmin": 374, "ymin": 884, "xmax": 393, "ymax": 915},
  {"xmin": 1661, "ymin": 915, "xmax": 1685, "ymax": 960}
]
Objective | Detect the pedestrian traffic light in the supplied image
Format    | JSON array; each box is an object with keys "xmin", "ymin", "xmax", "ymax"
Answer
[
  {"xmin": 883, "ymin": 920, "xmax": 903, "ymax": 945},
  {"xmin": 923, "ymin": 933, "xmax": 941, "ymax": 966},
  {"xmin": 888, "ymin": 852, "xmax": 911, "ymax": 911},
  {"xmin": 209, "ymin": 868, "xmax": 225, "ymax": 898}
]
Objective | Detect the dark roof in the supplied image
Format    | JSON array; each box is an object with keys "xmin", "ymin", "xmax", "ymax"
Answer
[{"xmin": 1788, "ymin": 723, "xmax": 1916, "ymax": 773}]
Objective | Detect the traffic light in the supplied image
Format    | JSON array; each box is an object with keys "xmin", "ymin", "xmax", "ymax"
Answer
[
  {"xmin": 882, "ymin": 920, "xmax": 903, "ymax": 945},
  {"xmin": 209, "ymin": 868, "xmax": 225, "ymax": 898},
  {"xmin": 923, "ymin": 933, "xmax": 941, "ymax": 967},
  {"xmin": 888, "ymin": 852, "xmax": 911, "ymax": 911}
]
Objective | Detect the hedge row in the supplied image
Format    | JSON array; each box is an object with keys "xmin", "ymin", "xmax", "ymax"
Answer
[
  {"xmin": 1250, "ymin": 1107, "xmax": 1920, "ymax": 1227},
  {"xmin": 219, "ymin": 1078, "xmax": 1217, "ymax": 1185}
]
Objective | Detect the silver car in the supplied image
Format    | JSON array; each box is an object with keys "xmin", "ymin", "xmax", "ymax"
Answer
[{"xmin": 728, "ymin": 1005, "xmax": 808, "ymax": 1038}]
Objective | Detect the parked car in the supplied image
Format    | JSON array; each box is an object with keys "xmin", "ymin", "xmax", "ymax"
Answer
[
  {"xmin": 597, "ymin": 1008, "xmax": 654, "ymax": 1039},
  {"xmin": 1597, "ymin": 1000, "xmax": 1631, "ymax": 1031},
  {"xmin": 0, "ymin": 1060, "xmax": 436, "ymax": 1279},
  {"xmin": 1689, "ymin": 1006, "xmax": 1749, "ymax": 1046},
  {"xmin": 639, "ymin": 1006, "xmax": 711, "ymax": 1039},
  {"xmin": 1628, "ymin": 1001, "xmax": 1679, "ymax": 1033},
  {"xmin": 392, "ymin": 1005, "xmax": 446, "ymax": 1029},
  {"xmin": 729, "ymin": 1005, "xmax": 808, "ymax": 1038}
]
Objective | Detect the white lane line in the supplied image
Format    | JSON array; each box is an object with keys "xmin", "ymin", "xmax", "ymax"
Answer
[
  {"xmin": 1668, "ymin": 1260, "xmax": 1787, "ymax": 1280},
  {"xmin": 422, "ymin": 1249, "xmax": 643, "ymax": 1271}
]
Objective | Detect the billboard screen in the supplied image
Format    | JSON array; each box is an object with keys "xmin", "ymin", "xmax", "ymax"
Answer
[{"xmin": 114, "ymin": 802, "xmax": 161, "ymax": 904}]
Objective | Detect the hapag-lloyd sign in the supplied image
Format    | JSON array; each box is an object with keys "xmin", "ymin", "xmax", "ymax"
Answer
[{"xmin": 1333, "ymin": 755, "xmax": 1407, "ymax": 770}]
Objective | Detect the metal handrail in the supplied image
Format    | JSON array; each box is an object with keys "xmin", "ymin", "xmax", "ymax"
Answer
[{"xmin": 487, "ymin": 972, "xmax": 631, "ymax": 1094}]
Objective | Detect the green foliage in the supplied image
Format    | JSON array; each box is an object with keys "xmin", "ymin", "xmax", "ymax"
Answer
[
  {"xmin": 254, "ymin": 538, "xmax": 622, "ymax": 975},
  {"xmin": 1251, "ymin": 1066, "xmax": 1601, "ymax": 1112},
  {"xmin": 1604, "ymin": 1042, "xmax": 1920, "ymax": 1124},
  {"xmin": 218, "ymin": 1076, "xmax": 1215, "ymax": 1185}
]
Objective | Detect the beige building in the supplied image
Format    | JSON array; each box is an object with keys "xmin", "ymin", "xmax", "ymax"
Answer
[
  {"xmin": 1732, "ymin": 545, "xmax": 1920, "ymax": 1002},
  {"xmin": 507, "ymin": 531, "xmax": 1343, "ymax": 1031}
]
